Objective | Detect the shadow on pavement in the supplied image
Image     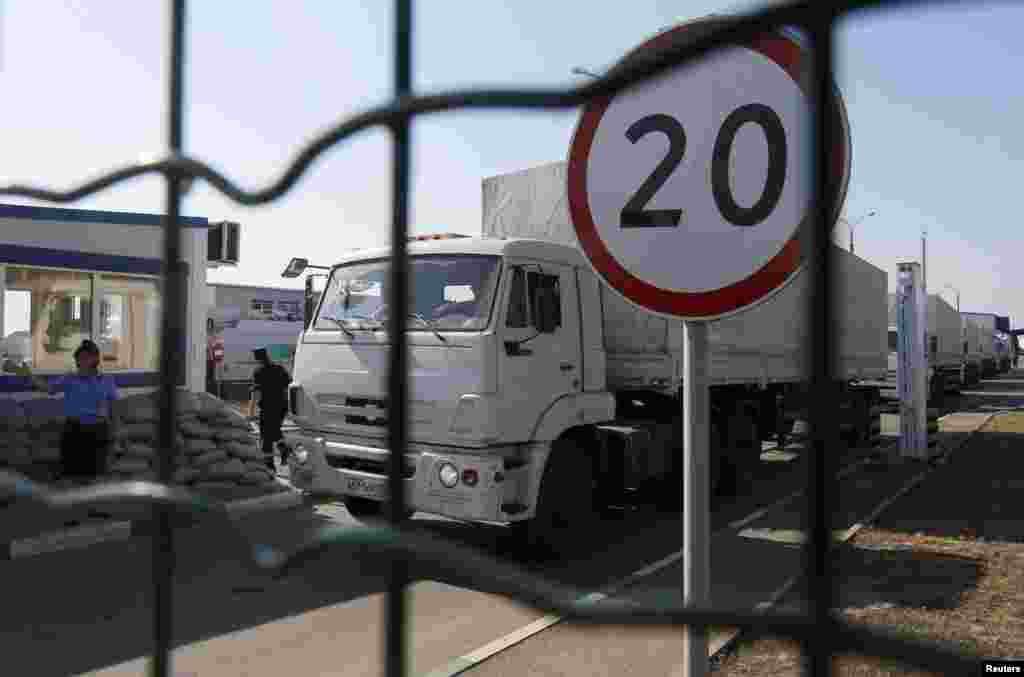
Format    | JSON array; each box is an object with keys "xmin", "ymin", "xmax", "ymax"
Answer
[
  {"xmin": 832, "ymin": 545, "xmax": 983, "ymax": 612},
  {"xmin": 0, "ymin": 506, "xmax": 396, "ymax": 677},
  {"xmin": 869, "ymin": 429, "xmax": 1024, "ymax": 545}
]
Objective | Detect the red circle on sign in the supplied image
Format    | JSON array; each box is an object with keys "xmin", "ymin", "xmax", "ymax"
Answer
[{"xmin": 567, "ymin": 20, "xmax": 851, "ymax": 320}]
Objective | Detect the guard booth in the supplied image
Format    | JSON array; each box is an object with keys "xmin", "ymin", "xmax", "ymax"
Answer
[{"xmin": 0, "ymin": 205, "xmax": 240, "ymax": 398}]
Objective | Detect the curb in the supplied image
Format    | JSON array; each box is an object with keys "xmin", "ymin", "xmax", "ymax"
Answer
[
  {"xmin": 5, "ymin": 483, "xmax": 304, "ymax": 561},
  {"xmin": 707, "ymin": 409, "xmax": 1002, "ymax": 666}
]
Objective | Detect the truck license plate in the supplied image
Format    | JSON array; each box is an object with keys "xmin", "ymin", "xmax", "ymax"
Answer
[{"xmin": 345, "ymin": 476, "xmax": 388, "ymax": 501}]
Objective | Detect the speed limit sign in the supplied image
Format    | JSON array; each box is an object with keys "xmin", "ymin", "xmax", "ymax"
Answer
[{"xmin": 568, "ymin": 18, "xmax": 851, "ymax": 321}]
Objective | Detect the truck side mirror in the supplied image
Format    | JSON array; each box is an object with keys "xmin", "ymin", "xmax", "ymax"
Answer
[{"xmin": 533, "ymin": 287, "xmax": 559, "ymax": 334}]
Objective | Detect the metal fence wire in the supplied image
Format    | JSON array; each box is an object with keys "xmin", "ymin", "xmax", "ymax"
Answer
[{"xmin": 0, "ymin": 0, "xmax": 995, "ymax": 675}]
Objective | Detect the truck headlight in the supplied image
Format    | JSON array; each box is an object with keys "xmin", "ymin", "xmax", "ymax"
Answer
[{"xmin": 438, "ymin": 462, "xmax": 459, "ymax": 488}]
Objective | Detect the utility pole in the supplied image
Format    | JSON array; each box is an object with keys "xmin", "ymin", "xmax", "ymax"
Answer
[{"xmin": 921, "ymin": 226, "xmax": 927, "ymax": 298}]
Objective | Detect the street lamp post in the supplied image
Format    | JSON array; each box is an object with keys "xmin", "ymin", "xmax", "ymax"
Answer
[
  {"xmin": 571, "ymin": 67, "xmax": 602, "ymax": 80},
  {"xmin": 847, "ymin": 209, "xmax": 877, "ymax": 254}
]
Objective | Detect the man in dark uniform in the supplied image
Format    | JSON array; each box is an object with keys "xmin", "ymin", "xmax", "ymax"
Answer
[{"xmin": 250, "ymin": 347, "xmax": 292, "ymax": 471}]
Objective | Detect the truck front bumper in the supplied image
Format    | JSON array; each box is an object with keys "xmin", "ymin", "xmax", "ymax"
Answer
[{"xmin": 284, "ymin": 433, "xmax": 532, "ymax": 523}]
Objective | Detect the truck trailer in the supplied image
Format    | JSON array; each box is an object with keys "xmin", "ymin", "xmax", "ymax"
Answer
[
  {"xmin": 962, "ymin": 312, "xmax": 1003, "ymax": 377},
  {"xmin": 886, "ymin": 293, "xmax": 963, "ymax": 402},
  {"xmin": 961, "ymin": 316, "xmax": 984, "ymax": 388},
  {"xmin": 283, "ymin": 163, "xmax": 889, "ymax": 555}
]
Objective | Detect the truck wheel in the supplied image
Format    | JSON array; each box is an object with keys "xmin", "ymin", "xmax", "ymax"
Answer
[
  {"xmin": 721, "ymin": 412, "xmax": 757, "ymax": 496},
  {"xmin": 710, "ymin": 422, "xmax": 725, "ymax": 499},
  {"xmin": 850, "ymin": 393, "xmax": 872, "ymax": 448},
  {"xmin": 518, "ymin": 437, "xmax": 595, "ymax": 559},
  {"xmin": 343, "ymin": 497, "xmax": 413, "ymax": 522},
  {"xmin": 928, "ymin": 373, "xmax": 946, "ymax": 407}
]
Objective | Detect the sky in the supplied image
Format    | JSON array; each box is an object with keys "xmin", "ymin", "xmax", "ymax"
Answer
[{"xmin": 1, "ymin": 1, "xmax": 1023, "ymax": 326}]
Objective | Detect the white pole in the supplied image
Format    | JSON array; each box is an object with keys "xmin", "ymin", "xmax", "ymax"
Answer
[
  {"xmin": 897, "ymin": 262, "xmax": 928, "ymax": 459},
  {"xmin": 682, "ymin": 320, "xmax": 709, "ymax": 677}
]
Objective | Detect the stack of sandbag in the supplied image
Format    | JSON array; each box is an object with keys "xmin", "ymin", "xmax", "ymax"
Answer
[
  {"xmin": 110, "ymin": 391, "xmax": 280, "ymax": 495},
  {"xmin": 184, "ymin": 392, "xmax": 277, "ymax": 493},
  {"xmin": 0, "ymin": 399, "xmax": 33, "ymax": 468},
  {"xmin": 20, "ymin": 398, "xmax": 65, "ymax": 466}
]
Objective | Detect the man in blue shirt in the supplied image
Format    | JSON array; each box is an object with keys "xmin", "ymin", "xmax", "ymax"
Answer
[{"xmin": 22, "ymin": 339, "xmax": 120, "ymax": 484}]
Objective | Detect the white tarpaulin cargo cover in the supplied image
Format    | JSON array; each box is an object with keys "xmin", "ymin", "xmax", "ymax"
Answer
[{"xmin": 483, "ymin": 162, "xmax": 887, "ymax": 388}]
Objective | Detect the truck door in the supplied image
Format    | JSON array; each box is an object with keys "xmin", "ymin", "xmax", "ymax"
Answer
[{"xmin": 498, "ymin": 260, "xmax": 582, "ymax": 433}]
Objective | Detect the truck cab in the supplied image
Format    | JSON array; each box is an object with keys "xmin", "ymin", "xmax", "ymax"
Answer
[{"xmin": 284, "ymin": 235, "xmax": 614, "ymax": 527}]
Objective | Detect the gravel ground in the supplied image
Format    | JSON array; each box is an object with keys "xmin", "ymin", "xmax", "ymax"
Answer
[{"xmin": 714, "ymin": 411, "xmax": 1024, "ymax": 676}]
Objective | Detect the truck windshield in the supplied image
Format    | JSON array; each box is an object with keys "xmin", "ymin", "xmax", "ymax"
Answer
[{"xmin": 314, "ymin": 254, "xmax": 501, "ymax": 332}]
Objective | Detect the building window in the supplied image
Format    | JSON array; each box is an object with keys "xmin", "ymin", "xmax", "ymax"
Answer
[
  {"xmin": 98, "ymin": 274, "xmax": 162, "ymax": 371},
  {"xmin": 251, "ymin": 299, "xmax": 274, "ymax": 318},
  {"xmin": 3, "ymin": 267, "xmax": 93, "ymax": 372},
  {"xmin": 277, "ymin": 300, "xmax": 301, "ymax": 321}
]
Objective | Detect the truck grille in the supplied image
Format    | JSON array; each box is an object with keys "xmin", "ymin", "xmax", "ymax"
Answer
[
  {"xmin": 344, "ymin": 397, "xmax": 388, "ymax": 426},
  {"xmin": 317, "ymin": 394, "xmax": 389, "ymax": 427},
  {"xmin": 325, "ymin": 455, "xmax": 415, "ymax": 479}
]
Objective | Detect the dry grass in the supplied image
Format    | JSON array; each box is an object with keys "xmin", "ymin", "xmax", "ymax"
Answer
[{"xmin": 715, "ymin": 412, "xmax": 1024, "ymax": 675}]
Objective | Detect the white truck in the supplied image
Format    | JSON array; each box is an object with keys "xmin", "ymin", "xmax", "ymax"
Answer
[
  {"xmin": 283, "ymin": 164, "xmax": 888, "ymax": 554},
  {"xmin": 962, "ymin": 312, "xmax": 1001, "ymax": 377},
  {"xmin": 961, "ymin": 316, "xmax": 984, "ymax": 387},
  {"xmin": 886, "ymin": 293, "xmax": 963, "ymax": 402},
  {"xmin": 208, "ymin": 318, "xmax": 304, "ymax": 400}
]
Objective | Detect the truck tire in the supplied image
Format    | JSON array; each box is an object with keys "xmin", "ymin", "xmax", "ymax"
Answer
[
  {"xmin": 516, "ymin": 437, "xmax": 595, "ymax": 559},
  {"xmin": 343, "ymin": 497, "xmax": 414, "ymax": 522},
  {"xmin": 928, "ymin": 373, "xmax": 946, "ymax": 407},
  {"xmin": 724, "ymin": 412, "xmax": 758, "ymax": 496},
  {"xmin": 710, "ymin": 422, "xmax": 725, "ymax": 499},
  {"xmin": 849, "ymin": 393, "xmax": 872, "ymax": 448}
]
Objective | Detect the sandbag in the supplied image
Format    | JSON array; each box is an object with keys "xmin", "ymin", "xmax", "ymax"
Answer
[
  {"xmin": 126, "ymin": 470, "xmax": 157, "ymax": 482},
  {"xmin": 32, "ymin": 432, "xmax": 64, "ymax": 448},
  {"xmin": 121, "ymin": 443, "xmax": 155, "ymax": 459},
  {"xmin": 26, "ymin": 419, "xmax": 66, "ymax": 435},
  {"xmin": 183, "ymin": 438, "xmax": 218, "ymax": 455},
  {"xmin": 225, "ymin": 442, "xmax": 265, "ymax": 461},
  {"xmin": 34, "ymin": 446, "xmax": 62, "ymax": 463},
  {"xmin": 110, "ymin": 458, "xmax": 151, "ymax": 474},
  {"xmin": 213, "ymin": 412, "xmax": 251, "ymax": 430},
  {"xmin": 173, "ymin": 467, "xmax": 201, "ymax": 484},
  {"xmin": 0, "ymin": 408, "xmax": 27, "ymax": 431},
  {"xmin": 179, "ymin": 421, "xmax": 216, "ymax": 439},
  {"xmin": 119, "ymin": 423, "xmax": 157, "ymax": 442},
  {"xmin": 213, "ymin": 428, "xmax": 254, "ymax": 444},
  {"xmin": 0, "ymin": 446, "xmax": 32, "ymax": 465},
  {"xmin": 243, "ymin": 460, "xmax": 273, "ymax": 474},
  {"xmin": 191, "ymin": 449, "xmax": 228, "ymax": 468},
  {"xmin": 239, "ymin": 469, "xmax": 275, "ymax": 485},
  {"xmin": 202, "ymin": 458, "xmax": 245, "ymax": 481},
  {"xmin": 0, "ymin": 432, "xmax": 32, "ymax": 447}
]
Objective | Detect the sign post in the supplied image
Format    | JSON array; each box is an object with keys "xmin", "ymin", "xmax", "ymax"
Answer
[
  {"xmin": 682, "ymin": 319, "xmax": 709, "ymax": 671},
  {"xmin": 566, "ymin": 17, "xmax": 850, "ymax": 677},
  {"xmin": 897, "ymin": 262, "xmax": 928, "ymax": 459}
]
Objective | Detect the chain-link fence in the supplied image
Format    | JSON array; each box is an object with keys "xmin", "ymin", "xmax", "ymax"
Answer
[{"xmin": 0, "ymin": 1, "xmax": 995, "ymax": 675}]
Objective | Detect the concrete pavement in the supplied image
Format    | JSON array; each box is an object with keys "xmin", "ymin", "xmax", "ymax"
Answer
[{"xmin": 1, "ymin": 373, "xmax": 1018, "ymax": 677}]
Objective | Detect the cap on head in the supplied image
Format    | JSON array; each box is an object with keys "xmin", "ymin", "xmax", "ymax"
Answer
[{"xmin": 253, "ymin": 347, "xmax": 269, "ymax": 361}]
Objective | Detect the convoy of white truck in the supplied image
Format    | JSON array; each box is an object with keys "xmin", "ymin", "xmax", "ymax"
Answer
[
  {"xmin": 885, "ymin": 292, "xmax": 991, "ymax": 404},
  {"xmin": 271, "ymin": 162, "xmax": 1018, "ymax": 555},
  {"xmin": 279, "ymin": 163, "xmax": 897, "ymax": 554}
]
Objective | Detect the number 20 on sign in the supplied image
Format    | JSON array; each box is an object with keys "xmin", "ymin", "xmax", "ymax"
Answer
[{"xmin": 568, "ymin": 20, "xmax": 851, "ymax": 322}]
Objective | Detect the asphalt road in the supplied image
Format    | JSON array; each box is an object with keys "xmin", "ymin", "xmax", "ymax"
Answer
[{"xmin": 2, "ymin": 375, "xmax": 1019, "ymax": 677}]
